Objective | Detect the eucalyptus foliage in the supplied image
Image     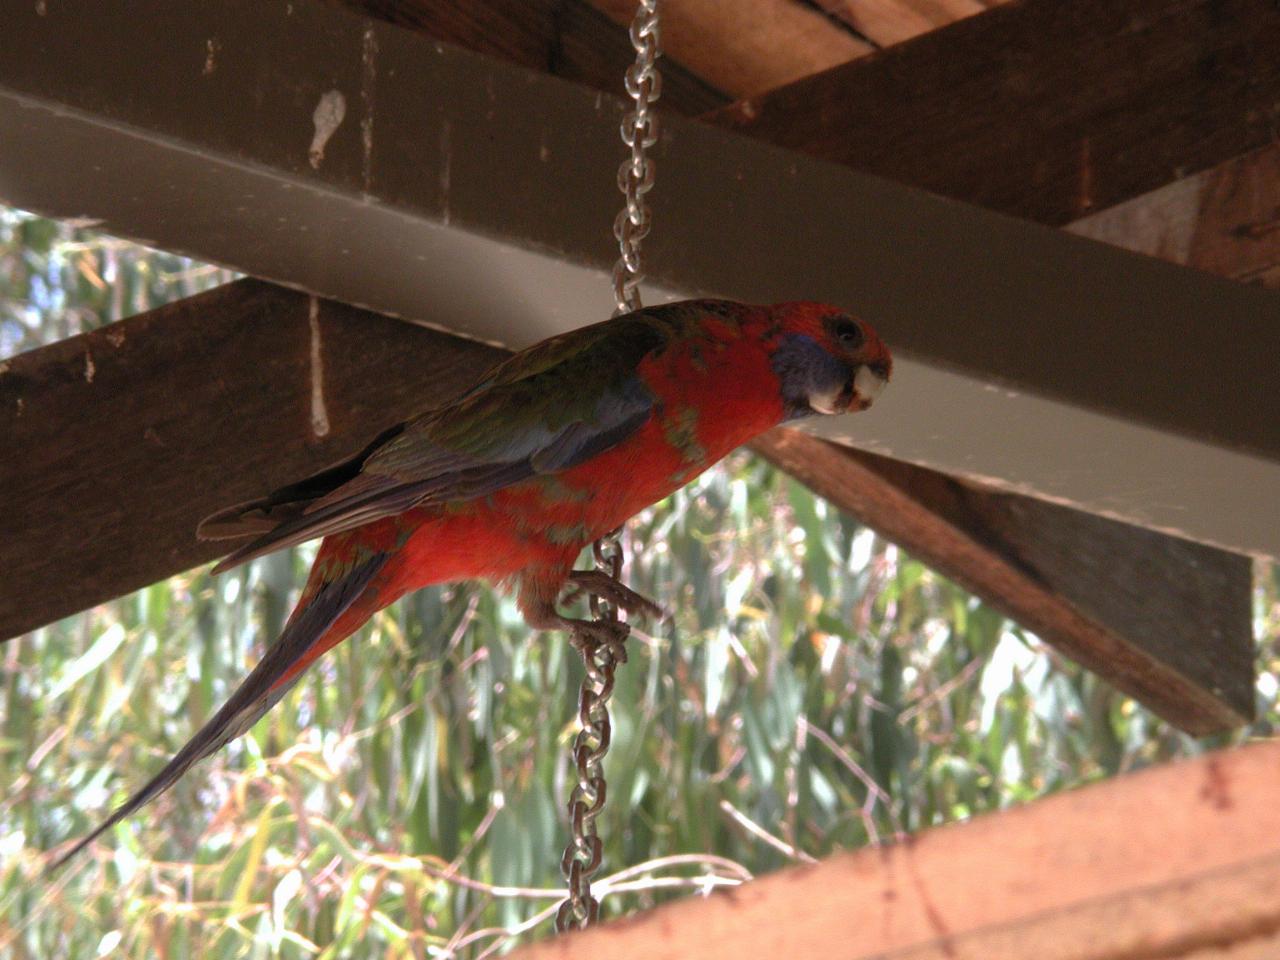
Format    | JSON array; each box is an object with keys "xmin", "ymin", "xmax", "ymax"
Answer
[{"xmin": 1, "ymin": 210, "xmax": 1276, "ymax": 958}]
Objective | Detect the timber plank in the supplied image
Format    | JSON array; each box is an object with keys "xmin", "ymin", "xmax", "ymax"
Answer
[
  {"xmin": 334, "ymin": 0, "xmax": 729, "ymax": 114},
  {"xmin": 751, "ymin": 430, "xmax": 1254, "ymax": 733},
  {"xmin": 342, "ymin": 0, "xmax": 1279, "ymax": 285},
  {"xmin": 511, "ymin": 740, "xmax": 1280, "ymax": 960},
  {"xmin": 813, "ymin": 0, "xmax": 942, "ymax": 46},
  {"xmin": 1068, "ymin": 140, "xmax": 1280, "ymax": 288},
  {"xmin": 0, "ymin": 280, "xmax": 503, "ymax": 641},
  {"xmin": 708, "ymin": 0, "xmax": 1280, "ymax": 227},
  {"xmin": 814, "ymin": 0, "xmax": 1006, "ymax": 46},
  {"xmin": 588, "ymin": 0, "xmax": 871, "ymax": 97}
]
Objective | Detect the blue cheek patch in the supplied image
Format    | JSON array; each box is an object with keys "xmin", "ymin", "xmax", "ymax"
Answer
[{"xmin": 770, "ymin": 333, "xmax": 849, "ymax": 421}]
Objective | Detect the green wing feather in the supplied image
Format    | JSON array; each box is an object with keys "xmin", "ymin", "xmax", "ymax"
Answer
[
  {"xmin": 366, "ymin": 313, "xmax": 666, "ymax": 478},
  {"xmin": 205, "ymin": 306, "xmax": 709, "ymax": 571}
]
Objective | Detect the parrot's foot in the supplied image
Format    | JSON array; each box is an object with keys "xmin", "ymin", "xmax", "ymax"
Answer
[
  {"xmin": 564, "ymin": 616, "xmax": 632, "ymax": 663},
  {"xmin": 564, "ymin": 570, "xmax": 667, "ymax": 623}
]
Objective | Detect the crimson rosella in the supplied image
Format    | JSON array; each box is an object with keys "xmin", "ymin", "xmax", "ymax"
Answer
[{"xmin": 53, "ymin": 298, "xmax": 891, "ymax": 868}]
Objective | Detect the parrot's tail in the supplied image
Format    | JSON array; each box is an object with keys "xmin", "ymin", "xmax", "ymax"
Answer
[{"xmin": 47, "ymin": 542, "xmax": 396, "ymax": 873}]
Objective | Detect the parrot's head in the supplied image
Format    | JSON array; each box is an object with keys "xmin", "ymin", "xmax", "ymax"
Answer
[{"xmin": 766, "ymin": 301, "xmax": 893, "ymax": 421}]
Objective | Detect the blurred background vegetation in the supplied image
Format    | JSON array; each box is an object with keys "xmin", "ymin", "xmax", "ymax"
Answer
[{"xmin": 1, "ymin": 206, "xmax": 1277, "ymax": 959}]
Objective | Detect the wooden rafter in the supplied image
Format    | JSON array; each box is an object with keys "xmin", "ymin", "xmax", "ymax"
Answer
[
  {"xmin": 808, "ymin": 0, "xmax": 1001, "ymax": 48},
  {"xmin": 337, "ymin": 0, "xmax": 1279, "ymax": 290},
  {"xmin": 336, "ymin": 0, "xmax": 1280, "ymax": 286},
  {"xmin": 332, "ymin": 0, "xmax": 728, "ymax": 114},
  {"xmin": 586, "ymin": 0, "xmax": 1011, "ymax": 93},
  {"xmin": 0, "ymin": 281, "xmax": 500, "ymax": 641},
  {"xmin": 751, "ymin": 432, "xmax": 1252, "ymax": 734},
  {"xmin": 587, "ymin": 0, "xmax": 870, "ymax": 96},
  {"xmin": 1068, "ymin": 140, "xmax": 1280, "ymax": 288},
  {"xmin": 707, "ymin": 0, "xmax": 1280, "ymax": 227}
]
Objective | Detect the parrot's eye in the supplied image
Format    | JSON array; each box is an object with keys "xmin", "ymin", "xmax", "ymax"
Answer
[{"xmin": 831, "ymin": 318, "xmax": 864, "ymax": 349}]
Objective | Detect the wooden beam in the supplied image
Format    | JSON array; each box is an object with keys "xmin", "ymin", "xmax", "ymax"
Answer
[
  {"xmin": 0, "ymin": 280, "xmax": 503, "ymax": 641},
  {"xmin": 812, "ymin": 0, "xmax": 994, "ymax": 47},
  {"xmin": 1068, "ymin": 140, "xmax": 1280, "ymax": 288},
  {"xmin": 587, "ymin": 0, "xmax": 871, "ymax": 97},
  {"xmin": 332, "ymin": 0, "xmax": 728, "ymax": 114},
  {"xmin": 491, "ymin": 0, "xmax": 1278, "ymax": 288},
  {"xmin": 510, "ymin": 740, "xmax": 1280, "ymax": 959},
  {"xmin": 750, "ymin": 430, "xmax": 1253, "ymax": 734},
  {"xmin": 707, "ymin": 0, "xmax": 1280, "ymax": 227}
]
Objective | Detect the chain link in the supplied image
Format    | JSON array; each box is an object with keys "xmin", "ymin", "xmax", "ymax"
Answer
[
  {"xmin": 555, "ymin": 530, "xmax": 627, "ymax": 932},
  {"xmin": 611, "ymin": 0, "xmax": 662, "ymax": 317},
  {"xmin": 556, "ymin": 0, "xmax": 661, "ymax": 933}
]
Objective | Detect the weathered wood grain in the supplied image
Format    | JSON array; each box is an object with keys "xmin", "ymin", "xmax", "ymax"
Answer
[
  {"xmin": 1069, "ymin": 141, "xmax": 1280, "ymax": 288},
  {"xmin": 589, "ymin": 0, "xmax": 871, "ymax": 97},
  {"xmin": 511, "ymin": 740, "xmax": 1280, "ymax": 960},
  {"xmin": 708, "ymin": 0, "xmax": 1280, "ymax": 227},
  {"xmin": 344, "ymin": 0, "xmax": 1279, "ymax": 286},
  {"xmin": 0, "ymin": 279, "xmax": 504, "ymax": 640},
  {"xmin": 814, "ymin": 0, "xmax": 983, "ymax": 47},
  {"xmin": 751, "ymin": 430, "xmax": 1254, "ymax": 734},
  {"xmin": 333, "ymin": 0, "xmax": 729, "ymax": 114}
]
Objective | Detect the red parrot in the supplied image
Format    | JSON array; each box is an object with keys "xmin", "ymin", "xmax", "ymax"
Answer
[{"xmin": 52, "ymin": 298, "xmax": 890, "ymax": 869}]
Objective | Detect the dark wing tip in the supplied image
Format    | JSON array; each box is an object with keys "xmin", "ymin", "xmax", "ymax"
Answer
[
  {"xmin": 197, "ymin": 422, "xmax": 411, "ymax": 561},
  {"xmin": 197, "ymin": 506, "xmax": 282, "ymax": 542},
  {"xmin": 208, "ymin": 554, "xmax": 243, "ymax": 577},
  {"xmin": 208, "ymin": 534, "xmax": 278, "ymax": 575}
]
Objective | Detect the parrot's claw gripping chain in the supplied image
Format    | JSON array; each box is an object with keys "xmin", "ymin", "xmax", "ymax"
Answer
[
  {"xmin": 566, "ymin": 617, "xmax": 631, "ymax": 663},
  {"xmin": 562, "ymin": 570, "xmax": 667, "ymax": 624}
]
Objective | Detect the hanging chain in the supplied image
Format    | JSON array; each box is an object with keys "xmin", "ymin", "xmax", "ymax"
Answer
[
  {"xmin": 611, "ymin": 0, "xmax": 662, "ymax": 317},
  {"xmin": 556, "ymin": 532, "xmax": 626, "ymax": 932},
  {"xmin": 556, "ymin": 0, "xmax": 662, "ymax": 934}
]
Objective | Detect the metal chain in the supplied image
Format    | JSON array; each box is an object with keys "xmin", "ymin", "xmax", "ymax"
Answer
[
  {"xmin": 556, "ymin": 531, "xmax": 626, "ymax": 932},
  {"xmin": 556, "ymin": 1, "xmax": 662, "ymax": 933},
  {"xmin": 611, "ymin": 0, "xmax": 662, "ymax": 317}
]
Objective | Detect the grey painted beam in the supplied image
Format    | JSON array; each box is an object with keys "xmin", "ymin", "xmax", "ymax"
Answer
[{"xmin": 1, "ymin": 1, "xmax": 1278, "ymax": 556}]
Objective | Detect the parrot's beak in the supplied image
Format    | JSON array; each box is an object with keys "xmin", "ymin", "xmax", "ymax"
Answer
[
  {"xmin": 808, "ymin": 383, "xmax": 849, "ymax": 415},
  {"xmin": 852, "ymin": 364, "xmax": 888, "ymax": 409},
  {"xmin": 809, "ymin": 362, "xmax": 888, "ymax": 415}
]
